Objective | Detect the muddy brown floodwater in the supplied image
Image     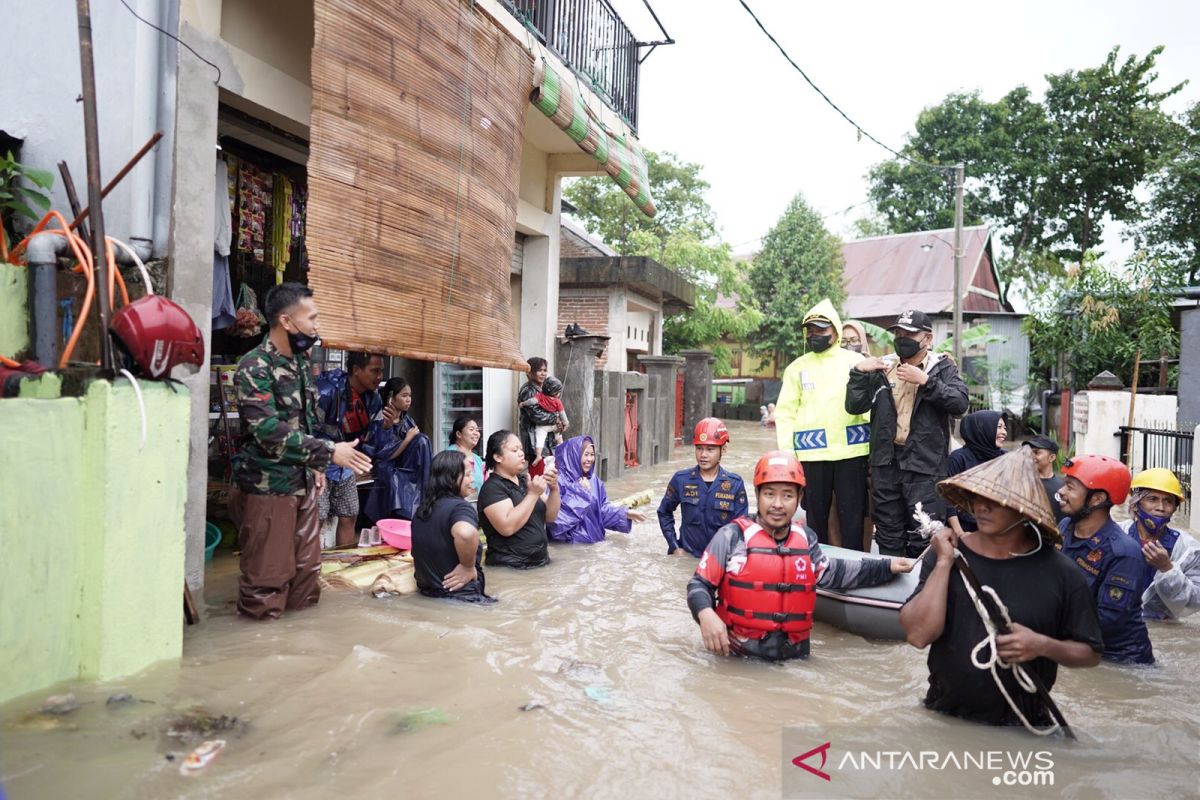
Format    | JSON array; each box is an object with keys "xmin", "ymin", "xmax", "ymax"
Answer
[{"xmin": 2, "ymin": 421, "xmax": 1197, "ymax": 799}]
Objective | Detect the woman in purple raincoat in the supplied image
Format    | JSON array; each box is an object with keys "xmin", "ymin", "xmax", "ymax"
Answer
[{"xmin": 547, "ymin": 436, "xmax": 646, "ymax": 543}]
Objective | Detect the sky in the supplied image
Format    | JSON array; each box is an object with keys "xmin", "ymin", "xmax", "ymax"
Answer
[{"xmin": 605, "ymin": 0, "xmax": 1200, "ymax": 262}]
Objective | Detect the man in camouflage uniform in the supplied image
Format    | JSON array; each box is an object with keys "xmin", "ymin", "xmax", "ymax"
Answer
[{"xmin": 232, "ymin": 282, "xmax": 372, "ymax": 620}]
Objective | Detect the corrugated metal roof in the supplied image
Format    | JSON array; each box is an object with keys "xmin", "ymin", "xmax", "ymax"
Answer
[{"xmin": 841, "ymin": 226, "xmax": 1002, "ymax": 319}]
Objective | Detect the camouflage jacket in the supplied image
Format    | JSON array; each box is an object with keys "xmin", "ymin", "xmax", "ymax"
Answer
[{"xmin": 233, "ymin": 337, "xmax": 334, "ymax": 495}]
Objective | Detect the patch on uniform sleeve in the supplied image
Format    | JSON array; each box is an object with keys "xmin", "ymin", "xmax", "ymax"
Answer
[
  {"xmin": 1108, "ymin": 573, "xmax": 1133, "ymax": 588},
  {"xmin": 1103, "ymin": 582, "xmax": 1131, "ymax": 608},
  {"xmin": 846, "ymin": 423, "xmax": 870, "ymax": 445},
  {"xmin": 793, "ymin": 429, "xmax": 829, "ymax": 451}
]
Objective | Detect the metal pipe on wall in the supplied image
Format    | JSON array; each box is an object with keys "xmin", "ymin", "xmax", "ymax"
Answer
[{"xmin": 26, "ymin": 234, "xmax": 70, "ymax": 367}]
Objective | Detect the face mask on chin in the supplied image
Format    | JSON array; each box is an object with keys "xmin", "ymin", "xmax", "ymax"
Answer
[
  {"xmin": 894, "ymin": 335, "xmax": 923, "ymax": 360},
  {"xmin": 806, "ymin": 334, "xmax": 833, "ymax": 353},
  {"xmin": 286, "ymin": 328, "xmax": 320, "ymax": 354}
]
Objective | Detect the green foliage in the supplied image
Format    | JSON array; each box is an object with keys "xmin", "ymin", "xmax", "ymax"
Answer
[
  {"xmin": 934, "ymin": 322, "xmax": 1007, "ymax": 355},
  {"xmin": 865, "ymin": 47, "xmax": 1184, "ymax": 294},
  {"xmin": 747, "ymin": 194, "xmax": 845, "ymax": 361},
  {"xmin": 564, "ymin": 151, "xmax": 760, "ymax": 374},
  {"xmin": 1024, "ymin": 252, "xmax": 1181, "ymax": 391},
  {"xmin": 1140, "ymin": 101, "xmax": 1200, "ymax": 284},
  {"xmin": 0, "ymin": 150, "xmax": 54, "ymax": 246}
]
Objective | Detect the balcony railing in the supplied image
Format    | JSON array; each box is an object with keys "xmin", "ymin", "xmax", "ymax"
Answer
[{"xmin": 505, "ymin": 0, "xmax": 654, "ymax": 132}]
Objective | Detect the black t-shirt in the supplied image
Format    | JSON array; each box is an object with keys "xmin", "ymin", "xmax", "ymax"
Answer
[
  {"xmin": 479, "ymin": 474, "xmax": 550, "ymax": 569},
  {"xmin": 412, "ymin": 496, "xmax": 483, "ymax": 597},
  {"xmin": 1041, "ymin": 475, "xmax": 1068, "ymax": 522},
  {"xmin": 905, "ymin": 542, "xmax": 1102, "ymax": 726}
]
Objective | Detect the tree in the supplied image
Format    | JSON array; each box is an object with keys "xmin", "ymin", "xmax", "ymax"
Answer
[
  {"xmin": 1140, "ymin": 101, "xmax": 1200, "ymax": 284},
  {"xmin": 748, "ymin": 194, "xmax": 845, "ymax": 361},
  {"xmin": 564, "ymin": 151, "xmax": 760, "ymax": 375},
  {"xmin": 1024, "ymin": 253, "xmax": 1181, "ymax": 392},
  {"xmin": 865, "ymin": 47, "xmax": 1183, "ymax": 292}
]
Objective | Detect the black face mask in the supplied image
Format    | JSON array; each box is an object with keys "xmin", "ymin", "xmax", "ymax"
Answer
[
  {"xmin": 287, "ymin": 329, "xmax": 320, "ymax": 354},
  {"xmin": 894, "ymin": 336, "xmax": 924, "ymax": 360},
  {"xmin": 806, "ymin": 334, "xmax": 833, "ymax": 353}
]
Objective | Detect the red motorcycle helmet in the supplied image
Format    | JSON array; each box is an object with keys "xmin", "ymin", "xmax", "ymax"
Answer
[
  {"xmin": 110, "ymin": 294, "xmax": 205, "ymax": 378},
  {"xmin": 753, "ymin": 450, "xmax": 806, "ymax": 488},
  {"xmin": 1062, "ymin": 454, "xmax": 1131, "ymax": 505},
  {"xmin": 693, "ymin": 417, "xmax": 730, "ymax": 446}
]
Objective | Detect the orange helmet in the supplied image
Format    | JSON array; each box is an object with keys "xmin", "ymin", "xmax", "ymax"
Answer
[
  {"xmin": 1062, "ymin": 454, "xmax": 1131, "ymax": 505},
  {"xmin": 692, "ymin": 417, "xmax": 730, "ymax": 446},
  {"xmin": 753, "ymin": 450, "xmax": 806, "ymax": 488}
]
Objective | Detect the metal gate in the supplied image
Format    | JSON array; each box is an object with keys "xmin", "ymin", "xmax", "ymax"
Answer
[
  {"xmin": 624, "ymin": 391, "xmax": 640, "ymax": 468},
  {"xmin": 1116, "ymin": 426, "xmax": 1194, "ymax": 517}
]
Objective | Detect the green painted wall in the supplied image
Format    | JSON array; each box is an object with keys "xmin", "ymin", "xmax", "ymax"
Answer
[
  {"xmin": 0, "ymin": 379, "xmax": 189, "ymax": 703},
  {"xmin": 0, "ymin": 261, "xmax": 30, "ymax": 358}
]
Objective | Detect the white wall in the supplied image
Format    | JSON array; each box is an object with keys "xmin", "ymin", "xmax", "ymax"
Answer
[
  {"xmin": 1073, "ymin": 391, "xmax": 1178, "ymax": 461},
  {"xmin": 0, "ymin": 0, "xmax": 176, "ymax": 254}
]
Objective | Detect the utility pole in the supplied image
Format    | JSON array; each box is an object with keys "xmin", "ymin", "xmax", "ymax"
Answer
[
  {"xmin": 951, "ymin": 162, "xmax": 965, "ymax": 365},
  {"xmin": 76, "ymin": 0, "xmax": 115, "ymax": 371}
]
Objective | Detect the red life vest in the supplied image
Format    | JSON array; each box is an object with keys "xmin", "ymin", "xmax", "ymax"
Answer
[{"xmin": 716, "ymin": 519, "xmax": 817, "ymax": 642}]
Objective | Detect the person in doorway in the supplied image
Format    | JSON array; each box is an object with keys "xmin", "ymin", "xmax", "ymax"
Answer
[
  {"xmin": 1122, "ymin": 468, "xmax": 1200, "ymax": 620},
  {"xmin": 688, "ymin": 451, "xmax": 914, "ymax": 661},
  {"xmin": 945, "ymin": 410, "xmax": 1007, "ymax": 534},
  {"xmin": 231, "ymin": 282, "xmax": 372, "ymax": 620},
  {"xmin": 479, "ymin": 430, "xmax": 560, "ymax": 569},
  {"xmin": 316, "ymin": 351, "xmax": 384, "ymax": 545},
  {"xmin": 530, "ymin": 375, "xmax": 569, "ymax": 471},
  {"xmin": 1057, "ymin": 455, "xmax": 1154, "ymax": 664},
  {"xmin": 774, "ymin": 299, "xmax": 871, "ymax": 550},
  {"xmin": 364, "ymin": 377, "xmax": 432, "ymax": 522},
  {"xmin": 846, "ymin": 309, "xmax": 969, "ymax": 557},
  {"xmin": 448, "ymin": 416, "xmax": 486, "ymax": 496},
  {"xmin": 900, "ymin": 447, "xmax": 1102, "ymax": 727},
  {"xmin": 842, "ymin": 319, "xmax": 868, "ymax": 354},
  {"xmin": 1022, "ymin": 435, "xmax": 1067, "ymax": 522},
  {"xmin": 411, "ymin": 450, "xmax": 494, "ymax": 603},
  {"xmin": 518, "ymin": 357, "xmax": 562, "ymax": 470},
  {"xmin": 548, "ymin": 436, "xmax": 647, "ymax": 544},
  {"xmin": 658, "ymin": 418, "xmax": 749, "ymax": 557}
]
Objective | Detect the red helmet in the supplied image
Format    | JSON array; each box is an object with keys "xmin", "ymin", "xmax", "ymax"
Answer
[
  {"xmin": 1062, "ymin": 454, "xmax": 1131, "ymax": 505},
  {"xmin": 110, "ymin": 295, "xmax": 205, "ymax": 378},
  {"xmin": 753, "ymin": 450, "xmax": 806, "ymax": 488},
  {"xmin": 692, "ymin": 417, "xmax": 730, "ymax": 446}
]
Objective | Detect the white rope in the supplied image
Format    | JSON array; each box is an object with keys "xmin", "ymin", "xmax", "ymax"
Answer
[
  {"xmin": 954, "ymin": 551, "xmax": 1059, "ymax": 737},
  {"xmin": 118, "ymin": 368, "xmax": 148, "ymax": 452},
  {"xmin": 106, "ymin": 236, "xmax": 154, "ymax": 294}
]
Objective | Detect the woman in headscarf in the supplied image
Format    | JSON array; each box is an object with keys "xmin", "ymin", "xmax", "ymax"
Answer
[
  {"xmin": 364, "ymin": 377, "xmax": 432, "ymax": 522},
  {"xmin": 946, "ymin": 410, "xmax": 1006, "ymax": 533},
  {"xmin": 547, "ymin": 436, "xmax": 646, "ymax": 544}
]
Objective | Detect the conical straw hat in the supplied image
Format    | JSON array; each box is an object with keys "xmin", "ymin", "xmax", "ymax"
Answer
[{"xmin": 937, "ymin": 447, "xmax": 1061, "ymax": 543}]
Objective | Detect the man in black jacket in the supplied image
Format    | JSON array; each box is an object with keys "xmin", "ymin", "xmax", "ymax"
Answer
[{"xmin": 845, "ymin": 310, "xmax": 969, "ymax": 557}]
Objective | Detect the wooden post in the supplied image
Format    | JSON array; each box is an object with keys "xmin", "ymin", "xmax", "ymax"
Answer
[{"xmin": 1126, "ymin": 350, "xmax": 1141, "ymax": 468}]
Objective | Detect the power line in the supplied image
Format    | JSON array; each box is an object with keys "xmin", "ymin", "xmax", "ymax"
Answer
[
  {"xmin": 734, "ymin": 0, "xmax": 952, "ymax": 174},
  {"xmin": 117, "ymin": 0, "xmax": 221, "ymax": 84}
]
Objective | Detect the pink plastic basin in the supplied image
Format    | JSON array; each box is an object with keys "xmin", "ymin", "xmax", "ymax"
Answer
[{"xmin": 377, "ymin": 518, "xmax": 412, "ymax": 550}]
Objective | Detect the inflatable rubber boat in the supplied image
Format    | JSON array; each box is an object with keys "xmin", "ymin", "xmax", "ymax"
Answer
[{"xmin": 813, "ymin": 545, "xmax": 919, "ymax": 641}]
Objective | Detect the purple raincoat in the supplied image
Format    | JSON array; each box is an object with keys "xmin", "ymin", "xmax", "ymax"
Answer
[{"xmin": 547, "ymin": 436, "xmax": 632, "ymax": 544}]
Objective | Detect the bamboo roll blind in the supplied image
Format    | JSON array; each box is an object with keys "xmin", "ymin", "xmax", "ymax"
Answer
[{"xmin": 307, "ymin": 0, "xmax": 531, "ymax": 370}]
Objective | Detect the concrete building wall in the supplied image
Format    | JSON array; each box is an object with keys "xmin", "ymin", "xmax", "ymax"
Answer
[
  {"xmin": 1073, "ymin": 391, "xmax": 1178, "ymax": 461},
  {"xmin": 557, "ymin": 289, "xmax": 611, "ymax": 368}
]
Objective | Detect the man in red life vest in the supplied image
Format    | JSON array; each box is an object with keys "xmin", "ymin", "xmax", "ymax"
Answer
[{"xmin": 687, "ymin": 451, "xmax": 915, "ymax": 660}]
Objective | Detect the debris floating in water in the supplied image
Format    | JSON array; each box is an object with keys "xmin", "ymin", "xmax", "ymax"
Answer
[
  {"xmin": 519, "ymin": 701, "xmax": 547, "ymax": 712},
  {"xmin": 164, "ymin": 708, "xmax": 247, "ymax": 746},
  {"xmin": 584, "ymin": 686, "xmax": 615, "ymax": 705},
  {"xmin": 179, "ymin": 739, "xmax": 226, "ymax": 776},
  {"xmin": 106, "ymin": 692, "xmax": 135, "ymax": 707},
  {"xmin": 385, "ymin": 707, "xmax": 452, "ymax": 735},
  {"xmin": 40, "ymin": 693, "xmax": 80, "ymax": 715}
]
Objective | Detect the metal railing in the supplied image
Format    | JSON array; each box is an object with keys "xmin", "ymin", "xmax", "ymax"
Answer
[
  {"xmin": 505, "ymin": 0, "xmax": 644, "ymax": 130},
  {"xmin": 1116, "ymin": 425, "xmax": 1194, "ymax": 517}
]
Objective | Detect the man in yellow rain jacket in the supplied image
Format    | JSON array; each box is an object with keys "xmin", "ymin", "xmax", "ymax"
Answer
[{"xmin": 774, "ymin": 299, "xmax": 871, "ymax": 550}]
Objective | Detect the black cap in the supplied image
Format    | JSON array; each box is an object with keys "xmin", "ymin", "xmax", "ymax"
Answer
[
  {"xmin": 1023, "ymin": 435, "xmax": 1060, "ymax": 454},
  {"xmin": 889, "ymin": 309, "xmax": 933, "ymax": 333}
]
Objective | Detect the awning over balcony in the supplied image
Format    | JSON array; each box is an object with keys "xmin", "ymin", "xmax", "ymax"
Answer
[
  {"xmin": 305, "ymin": 0, "xmax": 529, "ymax": 371},
  {"xmin": 531, "ymin": 61, "xmax": 656, "ymax": 218}
]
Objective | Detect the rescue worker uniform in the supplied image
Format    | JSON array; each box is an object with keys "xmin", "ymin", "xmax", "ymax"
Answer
[
  {"xmin": 232, "ymin": 338, "xmax": 334, "ymax": 620},
  {"xmin": 1059, "ymin": 517, "xmax": 1154, "ymax": 664},
  {"xmin": 658, "ymin": 466, "xmax": 748, "ymax": 557},
  {"xmin": 686, "ymin": 513, "xmax": 895, "ymax": 660},
  {"xmin": 774, "ymin": 299, "xmax": 870, "ymax": 550}
]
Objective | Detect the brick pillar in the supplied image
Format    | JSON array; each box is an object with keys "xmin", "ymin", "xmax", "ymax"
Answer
[
  {"xmin": 639, "ymin": 354, "xmax": 684, "ymax": 466},
  {"xmin": 680, "ymin": 349, "xmax": 716, "ymax": 440},
  {"xmin": 555, "ymin": 334, "xmax": 610, "ymax": 442}
]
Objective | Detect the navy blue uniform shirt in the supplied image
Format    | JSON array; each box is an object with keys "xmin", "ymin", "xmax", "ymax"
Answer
[{"xmin": 657, "ymin": 466, "xmax": 748, "ymax": 557}]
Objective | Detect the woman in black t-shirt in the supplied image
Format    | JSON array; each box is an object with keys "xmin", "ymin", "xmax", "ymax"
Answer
[
  {"xmin": 479, "ymin": 430, "xmax": 560, "ymax": 569},
  {"xmin": 411, "ymin": 450, "xmax": 494, "ymax": 602}
]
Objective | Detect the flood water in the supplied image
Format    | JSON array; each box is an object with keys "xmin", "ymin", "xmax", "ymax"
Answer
[{"xmin": 2, "ymin": 422, "xmax": 1197, "ymax": 799}]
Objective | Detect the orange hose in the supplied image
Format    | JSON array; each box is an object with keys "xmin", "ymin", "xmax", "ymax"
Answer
[
  {"xmin": 0, "ymin": 354, "xmax": 20, "ymax": 369},
  {"xmin": 104, "ymin": 238, "xmax": 130, "ymax": 308}
]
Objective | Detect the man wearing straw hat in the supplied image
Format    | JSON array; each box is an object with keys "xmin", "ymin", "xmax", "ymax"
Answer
[{"xmin": 900, "ymin": 448, "xmax": 1102, "ymax": 729}]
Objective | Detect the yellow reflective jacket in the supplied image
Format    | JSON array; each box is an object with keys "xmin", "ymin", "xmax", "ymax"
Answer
[{"xmin": 774, "ymin": 300, "xmax": 871, "ymax": 462}]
